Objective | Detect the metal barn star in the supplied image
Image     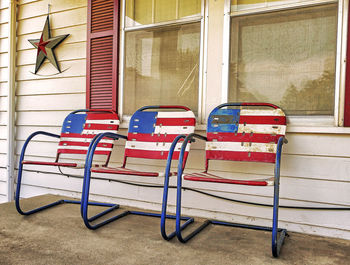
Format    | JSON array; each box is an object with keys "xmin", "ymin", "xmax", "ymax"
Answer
[{"xmin": 28, "ymin": 15, "xmax": 69, "ymax": 74}]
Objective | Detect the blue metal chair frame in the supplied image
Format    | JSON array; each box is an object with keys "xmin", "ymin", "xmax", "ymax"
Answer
[
  {"xmin": 80, "ymin": 105, "xmax": 194, "ymax": 234},
  {"xmin": 15, "ymin": 109, "xmax": 119, "ymax": 218},
  {"xmin": 161, "ymin": 103, "xmax": 288, "ymax": 257}
]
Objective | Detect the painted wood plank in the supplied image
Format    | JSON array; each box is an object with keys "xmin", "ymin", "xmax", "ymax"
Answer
[
  {"xmin": 0, "ymin": 139, "xmax": 7, "ymax": 153},
  {"xmin": 18, "ymin": 0, "xmax": 86, "ymax": 21},
  {"xmin": 0, "ymin": 95, "xmax": 7, "ymax": 111},
  {"xmin": 0, "ymin": 167, "xmax": 7, "ymax": 181},
  {"xmin": 0, "ymin": 180, "xmax": 6, "ymax": 195},
  {"xmin": 0, "ymin": 51, "xmax": 8, "ymax": 67},
  {"xmin": 17, "ymin": 42, "xmax": 86, "ymax": 66},
  {"xmin": 200, "ymin": 154, "xmax": 350, "ymax": 182},
  {"xmin": 0, "ymin": 66, "xmax": 8, "ymax": 82},
  {"xmin": 0, "ymin": 153, "xmax": 6, "ymax": 167},
  {"xmin": 284, "ymin": 133, "xmax": 350, "ymax": 157},
  {"xmin": 0, "ymin": 194, "xmax": 7, "ymax": 204},
  {"xmin": 17, "ymin": 7, "xmax": 87, "ymax": 36},
  {"xmin": 0, "ymin": 22, "xmax": 8, "ymax": 38},
  {"xmin": 0, "ymin": 7, "xmax": 8, "ymax": 24},
  {"xmin": 16, "ymin": 93, "xmax": 85, "ymax": 111},
  {"xmin": 0, "ymin": 82, "xmax": 8, "ymax": 96},
  {"xmin": 0, "ymin": 37, "xmax": 8, "ymax": 53},
  {"xmin": 16, "ymin": 126, "xmax": 62, "ymax": 141},
  {"xmin": 0, "ymin": 2, "xmax": 9, "ymax": 10},
  {"xmin": 16, "ymin": 59, "xmax": 86, "ymax": 81},
  {"xmin": 16, "ymin": 77, "xmax": 86, "ymax": 96},
  {"xmin": 17, "ymin": 0, "xmax": 39, "ymax": 5},
  {"xmin": 17, "ymin": 24, "xmax": 87, "ymax": 51},
  {"xmin": 0, "ymin": 125, "xmax": 6, "ymax": 139},
  {"xmin": 0, "ymin": 110, "xmax": 7, "ymax": 125},
  {"xmin": 15, "ymin": 140, "xmax": 59, "ymax": 158},
  {"xmin": 16, "ymin": 111, "xmax": 71, "ymax": 126}
]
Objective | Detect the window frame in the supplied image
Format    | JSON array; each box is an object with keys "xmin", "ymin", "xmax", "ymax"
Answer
[
  {"xmin": 221, "ymin": 0, "xmax": 348, "ymax": 128},
  {"xmin": 118, "ymin": 0, "xmax": 207, "ymax": 126}
]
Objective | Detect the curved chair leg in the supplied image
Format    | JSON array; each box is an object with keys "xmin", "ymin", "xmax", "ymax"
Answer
[
  {"xmin": 271, "ymin": 181, "xmax": 287, "ymax": 257},
  {"xmin": 271, "ymin": 137, "xmax": 287, "ymax": 257},
  {"xmin": 161, "ymin": 135, "xmax": 196, "ymax": 240},
  {"xmin": 80, "ymin": 154, "xmax": 125, "ymax": 230},
  {"xmin": 15, "ymin": 150, "xmax": 67, "ymax": 215},
  {"xmin": 16, "ymin": 162, "xmax": 118, "ymax": 216},
  {"xmin": 175, "ymin": 171, "xmax": 211, "ymax": 243}
]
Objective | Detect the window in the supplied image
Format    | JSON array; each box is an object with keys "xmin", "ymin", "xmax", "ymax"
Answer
[
  {"xmin": 122, "ymin": 0, "xmax": 203, "ymax": 116},
  {"xmin": 228, "ymin": 0, "xmax": 338, "ymax": 118}
]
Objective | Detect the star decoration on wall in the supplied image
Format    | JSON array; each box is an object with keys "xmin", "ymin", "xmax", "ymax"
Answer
[{"xmin": 28, "ymin": 15, "xmax": 69, "ymax": 74}]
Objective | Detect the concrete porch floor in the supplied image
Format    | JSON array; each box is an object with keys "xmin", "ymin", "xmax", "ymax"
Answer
[{"xmin": 1, "ymin": 195, "xmax": 350, "ymax": 265}]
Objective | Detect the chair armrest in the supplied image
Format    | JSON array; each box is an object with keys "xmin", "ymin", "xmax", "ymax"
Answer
[
  {"xmin": 177, "ymin": 133, "xmax": 207, "ymax": 175},
  {"xmin": 19, "ymin": 131, "xmax": 61, "ymax": 164},
  {"xmin": 85, "ymin": 132, "xmax": 128, "ymax": 170}
]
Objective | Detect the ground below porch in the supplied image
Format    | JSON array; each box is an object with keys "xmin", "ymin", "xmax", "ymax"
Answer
[{"xmin": 0, "ymin": 195, "xmax": 349, "ymax": 264}]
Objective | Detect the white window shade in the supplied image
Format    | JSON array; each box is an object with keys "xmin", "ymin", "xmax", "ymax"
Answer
[{"xmin": 228, "ymin": 4, "xmax": 338, "ymax": 116}]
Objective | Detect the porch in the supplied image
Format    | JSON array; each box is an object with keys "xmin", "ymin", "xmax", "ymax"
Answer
[{"xmin": 0, "ymin": 195, "xmax": 349, "ymax": 265}]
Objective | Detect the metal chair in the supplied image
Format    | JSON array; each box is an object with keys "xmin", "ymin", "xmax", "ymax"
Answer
[
  {"xmin": 15, "ymin": 109, "xmax": 120, "ymax": 218},
  {"xmin": 161, "ymin": 103, "xmax": 288, "ymax": 257},
  {"xmin": 81, "ymin": 105, "xmax": 196, "ymax": 234}
]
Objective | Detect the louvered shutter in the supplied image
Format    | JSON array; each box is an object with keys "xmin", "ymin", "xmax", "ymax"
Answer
[{"xmin": 86, "ymin": 0, "xmax": 119, "ymax": 111}]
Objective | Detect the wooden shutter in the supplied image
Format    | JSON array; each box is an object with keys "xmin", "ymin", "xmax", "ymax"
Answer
[
  {"xmin": 86, "ymin": 0, "xmax": 119, "ymax": 111},
  {"xmin": 345, "ymin": 11, "xmax": 350, "ymax": 126}
]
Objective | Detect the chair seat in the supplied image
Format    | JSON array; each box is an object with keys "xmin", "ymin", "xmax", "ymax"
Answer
[
  {"xmin": 91, "ymin": 166, "xmax": 176, "ymax": 178},
  {"xmin": 183, "ymin": 172, "xmax": 273, "ymax": 186}
]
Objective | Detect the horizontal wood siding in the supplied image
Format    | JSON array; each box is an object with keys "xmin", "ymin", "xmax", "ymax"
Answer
[{"xmin": 14, "ymin": 0, "xmax": 87, "ymax": 203}]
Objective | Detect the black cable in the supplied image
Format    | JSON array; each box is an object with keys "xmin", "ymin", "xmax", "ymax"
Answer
[{"xmin": 27, "ymin": 168, "xmax": 350, "ymax": 211}]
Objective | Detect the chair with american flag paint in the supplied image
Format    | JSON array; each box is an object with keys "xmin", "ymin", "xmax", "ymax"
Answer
[
  {"xmin": 161, "ymin": 103, "xmax": 288, "ymax": 257},
  {"xmin": 81, "ymin": 105, "xmax": 196, "ymax": 232},
  {"xmin": 15, "ymin": 109, "xmax": 120, "ymax": 219}
]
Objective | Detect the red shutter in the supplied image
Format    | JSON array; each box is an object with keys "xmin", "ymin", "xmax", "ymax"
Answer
[
  {"xmin": 345, "ymin": 11, "xmax": 350, "ymax": 127},
  {"xmin": 87, "ymin": 0, "xmax": 119, "ymax": 111}
]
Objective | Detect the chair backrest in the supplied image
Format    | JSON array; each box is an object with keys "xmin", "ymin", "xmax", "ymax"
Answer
[
  {"xmin": 206, "ymin": 103, "xmax": 286, "ymax": 166},
  {"xmin": 57, "ymin": 109, "xmax": 119, "ymax": 164},
  {"xmin": 124, "ymin": 105, "xmax": 196, "ymax": 164}
]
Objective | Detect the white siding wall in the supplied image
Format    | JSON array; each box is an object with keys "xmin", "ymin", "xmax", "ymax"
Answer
[
  {"xmin": 13, "ymin": 0, "xmax": 350, "ymax": 241},
  {"xmin": 0, "ymin": 0, "xmax": 9, "ymax": 203},
  {"xmin": 15, "ymin": 0, "xmax": 87, "ymax": 199}
]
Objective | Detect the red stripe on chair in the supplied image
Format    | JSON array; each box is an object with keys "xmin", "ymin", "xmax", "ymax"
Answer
[
  {"xmin": 184, "ymin": 174, "xmax": 268, "ymax": 186},
  {"xmin": 239, "ymin": 116, "xmax": 286, "ymax": 125},
  {"xmin": 155, "ymin": 118, "xmax": 196, "ymax": 126},
  {"xmin": 86, "ymin": 113, "xmax": 119, "ymax": 120},
  {"xmin": 60, "ymin": 133, "xmax": 95, "ymax": 138},
  {"xmin": 207, "ymin": 132, "xmax": 284, "ymax": 143},
  {"xmin": 22, "ymin": 161, "xmax": 78, "ymax": 167},
  {"xmin": 206, "ymin": 150, "xmax": 276, "ymax": 163},
  {"xmin": 127, "ymin": 133, "xmax": 184, "ymax": 143}
]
